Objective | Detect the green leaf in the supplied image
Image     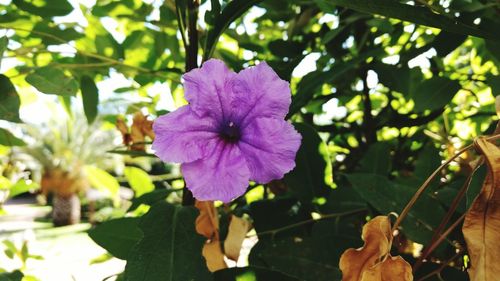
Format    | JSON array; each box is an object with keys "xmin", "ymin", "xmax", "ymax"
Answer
[
  {"xmin": 124, "ymin": 202, "xmax": 210, "ymax": 281},
  {"xmin": 0, "ymin": 74, "xmax": 21, "ymax": 123},
  {"xmin": 249, "ymin": 198, "xmax": 311, "ymax": 240},
  {"xmin": 249, "ymin": 238, "xmax": 342, "ymax": 281},
  {"xmin": 124, "ymin": 167, "xmax": 155, "ymax": 197},
  {"xmin": 88, "ymin": 217, "xmax": 143, "ymax": 260},
  {"xmin": 268, "ymin": 40, "xmax": 305, "ymax": 58},
  {"xmin": 0, "ymin": 128, "xmax": 25, "ymax": 146},
  {"xmin": 487, "ymin": 74, "xmax": 500, "ymax": 96},
  {"xmin": 9, "ymin": 179, "xmax": 38, "ymax": 198},
  {"xmin": 357, "ymin": 142, "xmax": 392, "ymax": 175},
  {"xmin": 412, "ymin": 76, "xmax": 461, "ymax": 112},
  {"xmin": 324, "ymin": 0, "xmax": 499, "ymax": 41},
  {"xmin": 25, "ymin": 67, "xmax": 78, "ymax": 96},
  {"xmin": 372, "ymin": 63, "xmax": 410, "ymax": 94},
  {"xmin": 284, "ymin": 123, "xmax": 332, "ymax": 203},
  {"xmin": 214, "ymin": 266, "xmax": 300, "ymax": 281},
  {"xmin": 32, "ymin": 22, "xmax": 83, "ymax": 45},
  {"xmin": 84, "ymin": 166, "xmax": 120, "ymax": 197},
  {"xmin": 80, "ymin": 76, "xmax": 99, "ymax": 124},
  {"xmin": 0, "ymin": 36, "xmax": 8, "ymax": 68},
  {"xmin": 203, "ymin": 0, "xmax": 263, "ymax": 60},
  {"xmin": 0, "ymin": 270, "xmax": 23, "ymax": 281},
  {"xmin": 12, "ymin": 0, "xmax": 73, "ymax": 17},
  {"xmin": 127, "ymin": 189, "xmax": 172, "ymax": 212},
  {"xmin": 346, "ymin": 173, "xmax": 445, "ymax": 243}
]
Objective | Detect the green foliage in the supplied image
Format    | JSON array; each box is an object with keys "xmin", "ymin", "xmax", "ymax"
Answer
[
  {"xmin": 80, "ymin": 76, "xmax": 99, "ymax": 124},
  {"xmin": 412, "ymin": 77, "xmax": 461, "ymax": 112},
  {"xmin": 88, "ymin": 217, "xmax": 142, "ymax": 260},
  {"xmin": 0, "ymin": 75, "xmax": 21, "ymax": 123},
  {"xmin": 124, "ymin": 202, "xmax": 210, "ymax": 281},
  {"xmin": 0, "ymin": 128, "xmax": 25, "ymax": 146},
  {"xmin": 84, "ymin": 166, "xmax": 120, "ymax": 197},
  {"xmin": 25, "ymin": 67, "xmax": 78, "ymax": 96},
  {"xmin": 284, "ymin": 123, "xmax": 332, "ymax": 203},
  {"xmin": 324, "ymin": 0, "xmax": 499, "ymax": 41},
  {"xmin": 123, "ymin": 167, "xmax": 155, "ymax": 197},
  {"xmin": 0, "ymin": 270, "xmax": 23, "ymax": 281},
  {"xmin": 213, "ymin": 266, "xmax": 299, "ymax": 281}
]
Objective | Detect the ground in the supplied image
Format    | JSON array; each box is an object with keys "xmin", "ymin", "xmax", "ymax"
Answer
[{"xmin": 0, "ymin": 200, "xmax": 125, "ymax": 281}]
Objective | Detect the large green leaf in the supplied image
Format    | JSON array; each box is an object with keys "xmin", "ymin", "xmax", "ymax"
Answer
[
  {"xmin": 0, "ymin": 270, "xmax": 23, "ymax": 281},
  {"xmin": 357, "ymin": 142, "xmax": 392, "ymax": 175},
  {"xmin": 124, "ymin": 166, "xmax": 155, "ymax": 197},
  {"xmin": 127, "ymin": 189, "xmax": 172, "ymax": 212},
  {"xmin": 249, "ymin": 237, "xmax": 342, "ymax": 281},
  {"xmin": 0, "ymin": 128, "xmax": 25, "ymax": 146},
  {"xmin": 321, "ymin": 0, "xmax": 499, "ymax": 41},
  {"xmin": 12, "ymin": 0, "xmax": 73, "ymax": 17},
  {"xmin": 88, "ymin": 217, "xmax": 142, "ymax": 260},
  {"xmin": 203, "ymin": 0, "xmax": 263, "ymax": 60},
  {"xmin": 0, "ymin": 75, "xmax": 21, "ymax": 123},
  {"xmin": 214, "ymin": 266, "xmax": 299, "ymax": 281},
  {"xmin": 346, "ymin": 173, "xmax": 446, "ymax": 243},
  {"xmin": 25, "ymin": 67, "xmax": 78, "ymax": 96},
  {"xmin": 372, "ymin": 63, "xmax": 410, "ymax": 94},
  {"xmin": 124, "ymin": 202, "xmax": 210, "ymax": 281},
  {"xmin": 412, "ymin": 76, "xmax": 461, "ymax": 112},
  {"xmin": 284, "ymin": 123, "xmax": 332, "ymax": 203},
  {"xmin": 80, "ymin": 76, "xmax": 99, "ymax": 124},
  {"xmin": 248, "ymin": 198, "xmax": 311, "ymax": 240}
]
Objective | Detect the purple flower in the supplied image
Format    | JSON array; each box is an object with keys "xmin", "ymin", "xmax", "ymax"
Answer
[{"xmin": 152, "ymin": 59, "xmax": 301, "ymax": 202}]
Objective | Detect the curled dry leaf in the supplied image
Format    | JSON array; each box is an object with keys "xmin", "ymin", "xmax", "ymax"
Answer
[
  {"xmin": 116, "ymin": 112, "xmax": 155, "ymax": 151},
  {"xmin": 195, "ymin": 200, "xmax": 227, "ymax": 272},
  {"xmin": 195, "ymin": 200, "xmax": 219, "ymax": 239},
  {"xmin": 223, "ymin": 215, "xmax": 251, "ymax": 261},
  {"xmin": 339, "ymin": 216, "xmax": 413, "ymax": 281},
  {"xmin": 462, "ymin": 138, "xmax": 500, "ymax": 281},
  {"xmin": 202, "ymin": 240, "xmax": 227, "ymax": 272}
]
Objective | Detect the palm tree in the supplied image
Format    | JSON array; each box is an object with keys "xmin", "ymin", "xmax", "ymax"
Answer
[{"xmin": 15, "ymin": 107, "xmax": 121, "ymax": 226}]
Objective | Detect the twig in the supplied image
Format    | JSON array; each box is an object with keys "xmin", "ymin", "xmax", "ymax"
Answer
[
  {"xmin": 251, "ymin": 208, "xmax": 367, "ymax": 238},
  {"xmin": 392, "ymin": 133, "xmax": 500, "ymax": 232},
  {"xmin": 413, "ymin": 158, "xmax": 483, "ymax": 271},
  {"xmin": 416, "ymin": 250, "xmax": 464, "ymax": 281}
]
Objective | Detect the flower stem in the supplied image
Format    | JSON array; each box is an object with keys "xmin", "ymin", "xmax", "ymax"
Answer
[{"xmin": 181, "ymin": 0, "xmax": 200, "ymax": 206}]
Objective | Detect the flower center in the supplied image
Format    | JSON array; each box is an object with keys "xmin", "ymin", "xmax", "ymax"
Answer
[{"xmin": 219, "ymin": 121, "xmax": 241, "ymax": 143}]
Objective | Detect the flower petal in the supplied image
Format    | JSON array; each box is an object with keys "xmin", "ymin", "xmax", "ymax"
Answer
[
  {"xmin": 182, "ymin": 142, "xmax": 251, "ymax": 202},
  {"xmin": 230, "ymin": 62, "xmax": 291, "ymax": 127},
  {"xmin": 238, "ymin": 118, "xmax": 301, "ymax": 183},
  {"xmin": 152, "ymin": 105, "xmax": 219, "ymax": 163},
  {"xmin": 183, "ymin": 59, "xmax": 236, "ymax": 121}
]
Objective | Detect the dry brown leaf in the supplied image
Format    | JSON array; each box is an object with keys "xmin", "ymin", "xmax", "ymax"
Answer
[
  {"xmin": 462, "ymin": 138, "xmax": 500, "ymax": 281},
  {"xmin": 202, "ymin": 240, "xmax": 227, "ymax": 272},
  {"xmin": 361, "ymin": 256, "xmax": 413, "ymax": 281},
  {"xmin": 116, "ymin": 112, "xmax": 155, "ymax": 150},
  {"xmin": 131, "ymin": 112, "xmax": 155, "ymax": 151},
  {"xmin": 195, "ymin": 200, "xmax": 219, "ymax": 239},
  {"xmin": 223, "ymin": 215, "xmax": 251, "ymax": 261},
  {"xmin": 116, "ymin": 116, "xmax": 131, "ymax": 146},
  {"xmin": 339, "ymin": 216, "xmax": 413, "ymax": 281}
]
